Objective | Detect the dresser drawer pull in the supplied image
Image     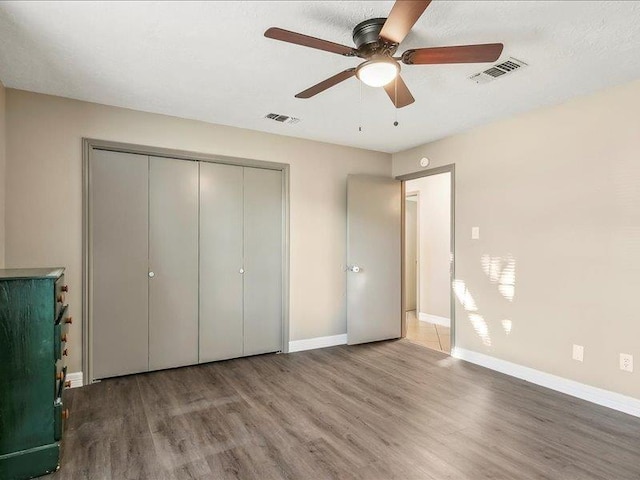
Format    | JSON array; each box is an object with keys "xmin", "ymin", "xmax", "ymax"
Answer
[
  {"xmin": 57, "ymin": 293, "xmax": 65, "ymax": 303},
  {"xmin": 63, "ymin": 349, "xmax": 68, "ymax": 357},
  {"xmin": 65, "ymin": 380, "xmax": 71, "ymax": 388},
  {"xmin": 61, "ymin": 285, "xmax": 69, "ymax": 292},
  {"xmin": 62, "ymin": 409, "xmax": 70, "ymax": 420},
  {"xmin": 61, "ymin": 334, "xmax": 68, "ymax": 342},
  {"xmin": 56, "ymin": 372, "xmax": 63, "ymax": 380},
  {"xmin": 65, "ymin": 316, "xmax": 73, "ymax": 324}
]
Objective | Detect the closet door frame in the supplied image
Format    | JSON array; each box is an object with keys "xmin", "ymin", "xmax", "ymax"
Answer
[{"xmin": 82, "ymin": 138, "xmax": 290, "ymax": 384}]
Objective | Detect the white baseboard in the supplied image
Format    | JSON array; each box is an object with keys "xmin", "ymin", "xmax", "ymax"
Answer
[
  {"xmin": 66, "ymin": 371, "xmax": 83, "ymax": 388},
  {"xmin": 418, "ymin": 312, "xmax": 451, "ymax": 328},
  {"xmin": 288, "ymin": 334, "xmax": 347, "ymax": 353},
  {"xmin": 452, "ymin": 347, "xmax": 640, "ymax": 418}
]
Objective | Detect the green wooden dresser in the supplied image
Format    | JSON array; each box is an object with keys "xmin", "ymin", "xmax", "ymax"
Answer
[{"xmin": 0, "ymin": 268, "xmax": 71, "ymax": 480}]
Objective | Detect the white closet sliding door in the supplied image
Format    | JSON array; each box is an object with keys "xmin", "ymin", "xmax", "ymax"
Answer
[
  {"xmin": 243, "ymin": 167, "xmax": 283, "ymax": 356},
  {"xmin": 91, "ymin": 150, "xmax": 149, "ymax": 380},
  {"xmin": 90, "ymin": 148, "xmax": 284, "ymax": 380},
  {"xmin": 199, "ymin": 163, "xmax": 244, "ymax": 362},
  {"xmin": 199, "ymin": 165, "xmax": 284, "ymax": 360},
  {"xmin": 148, "ymin": 156, "xmax": 199, "ymax": 370}
]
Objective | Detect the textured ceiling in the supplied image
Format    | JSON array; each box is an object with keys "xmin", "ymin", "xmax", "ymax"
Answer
[{"xmin": 1, "ymin": 1, "xmax": 639, "ymax": 153}]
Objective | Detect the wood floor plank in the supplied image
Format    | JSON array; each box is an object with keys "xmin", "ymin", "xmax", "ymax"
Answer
[{"xmin": 46, "ymin": 340, "xmax": 640, "ymax": 479}]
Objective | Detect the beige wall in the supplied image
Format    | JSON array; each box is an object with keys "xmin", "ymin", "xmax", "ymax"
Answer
[
  {"xmin": 406, "ymin": 173, "xmax": 451, "ymax": 320},
  {"xmin": 5, "ymin": 89, "xmax": 391, "ymax": 373},
  {"xmin": 393, "ymin": 78, "xmax": 640, "ymax": 400},
  {"xmin": 0, "ymin": 80, "xmax": 5, "ymax": 267},
  {"xmin": 404, "ymin": 198, "xmax": 417, "ymax": 311}
]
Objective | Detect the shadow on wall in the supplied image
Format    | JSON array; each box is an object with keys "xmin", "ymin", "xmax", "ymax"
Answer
[{"xmin": 453, "ymin": 253, "xmax": 517, "ymax": 346}]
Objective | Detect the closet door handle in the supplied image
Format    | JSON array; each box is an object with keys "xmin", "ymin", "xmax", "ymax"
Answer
[
  {"xmin": 148, "ymin": 271, "xmax": 155, "ymax": 278},
  {"xmin": 239, "ymin": 268, "xmax": 245, "ymax": 274}
]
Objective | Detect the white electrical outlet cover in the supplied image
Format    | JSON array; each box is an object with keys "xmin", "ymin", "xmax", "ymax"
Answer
[
  {"xmin": 620, "ymin": 353, "xmax": 634, "ymax": 372},
  {"xmin": 471, "ymin": 227, "xmax": 480, "ymax": 240},
  {"xmin": 572, "ymin": 344, "xmax": 584, "ymax": 362}
]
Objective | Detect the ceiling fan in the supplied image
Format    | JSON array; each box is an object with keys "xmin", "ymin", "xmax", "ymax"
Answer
[{"xmin": 265, "ymin": 0, "xmax": 504, "ymax": 108}]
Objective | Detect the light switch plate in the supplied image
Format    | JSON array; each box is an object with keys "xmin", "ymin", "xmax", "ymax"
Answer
[
  {"xmin": 471, "ymin": 227, "xmax": 480, "ymax": 240},
  {"xmin": 572, "ymin": 344, "xmax": 584, "ymax": 362},
  {"xmin": 620, "ymin": 353, "xmax": 633, "ymax": 372}
]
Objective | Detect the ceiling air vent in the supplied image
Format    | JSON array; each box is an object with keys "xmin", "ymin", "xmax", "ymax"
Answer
[
  {"xmin": 264, "ymin": 113, "xmax": 301, "ymax": 125},
  {"xmin": 469, "ymin": 57, "xmax": 528, "ymax": 84}
]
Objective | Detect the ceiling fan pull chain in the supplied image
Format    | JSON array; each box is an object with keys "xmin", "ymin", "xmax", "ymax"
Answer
[
  {"xmin": 394, "ymin": 77, "xmax": 399, "ymax": 127},
  {"xmin": 359, "ymin": 80, "xmax": 363, "ymax": 132}
]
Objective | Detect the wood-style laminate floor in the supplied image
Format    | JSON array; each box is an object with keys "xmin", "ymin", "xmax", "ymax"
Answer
[{"xmin": 48, "ymin": 340, "xmax": 640, "ymax": 480}]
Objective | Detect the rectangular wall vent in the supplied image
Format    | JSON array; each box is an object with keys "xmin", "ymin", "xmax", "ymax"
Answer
[
  {"xmin": 264, "ymin": 113, "xmax": 301, "ymax": 125},
  {"xmin": 469, "ymin": 57, "xmax": 528, "ymax": 84}
]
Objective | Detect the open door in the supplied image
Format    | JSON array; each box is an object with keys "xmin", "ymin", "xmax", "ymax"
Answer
[{"xmin": 347, "ymin": 175, "xmax": 402, "ymax": 345}]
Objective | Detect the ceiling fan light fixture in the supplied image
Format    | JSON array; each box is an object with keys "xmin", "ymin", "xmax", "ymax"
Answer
[{"xmin": 356, "ymin": 57, "xmax": 400, "ymax": 88}]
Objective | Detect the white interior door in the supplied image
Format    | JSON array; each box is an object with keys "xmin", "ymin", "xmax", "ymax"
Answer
[{"xmin": 347, "ymin": 175, "xmax": 402, "ymax": 345}]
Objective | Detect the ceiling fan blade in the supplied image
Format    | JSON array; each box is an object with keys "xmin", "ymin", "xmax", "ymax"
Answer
[
  {"xmin": 265, "ymin": 27, "xmax": 357, "ymax": 56},
  {"xmin": 295, "ymin": 68, "xmax": 356, "ymax": 99},
  {"xmin": 402, "ymin": 43, "xmax": 504, "ymax": 65},
  {"xmin": 379, "ymin": 1, "xmax": 432, "ymax": 45},
  {"xmin": 383, "ymin": 75, "xmax": 415, "ymax": 108}
]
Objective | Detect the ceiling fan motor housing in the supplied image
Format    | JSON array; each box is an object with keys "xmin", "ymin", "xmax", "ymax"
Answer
[{"xmin": 352, "ymin": 18, "xmax": 396, "ymax": 57}]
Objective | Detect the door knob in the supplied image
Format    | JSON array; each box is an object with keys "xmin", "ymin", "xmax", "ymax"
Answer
[
  {"xmin": 348, "ymin": 265, "xmax": 361, "ymax": 273},
  {"xmin": 239, "ymin": 268, "xmax": 245, "ymax": 274},
  {"xmin": 148, "ymin": 271, "xmax": 155, "ymax": 278}
]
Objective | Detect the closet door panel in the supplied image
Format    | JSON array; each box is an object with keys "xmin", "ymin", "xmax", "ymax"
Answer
[
  {"xmin": 91, "ymin": 150, "xmax": 149, "ymax": 379},
  {"xmin": 199, "ymin": 162, "xmax": 244, "ymax": 362},
  {"xmin": 149, "ymin": 156, "xmax": 199, "ymax": 370},
  {"xmin": 243, "ymin": 167, "xmax": 283, "ymax": 356}
]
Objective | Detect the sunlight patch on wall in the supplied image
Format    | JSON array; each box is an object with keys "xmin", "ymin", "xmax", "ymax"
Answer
[
  {"xmin": 501, "ymin": 319, "xmax": 513, "ymax": 335},
  {"xmin": 454, "ymin": 278, "xmax": 492, "ymax": 346},
  {"xmin": 481, "ymin": 254, "xmax": 502, "ymax": 283},
  {"xmin": 469, "ymin": 313, "xmax": 491, "ymax": 346},
  {"xmin": 481, "ymin": 253, "xmax": 516, "ymax": 302},
  {"xmin": 453, "ymin": 279, "xmax": 478, "ymax": 312}
]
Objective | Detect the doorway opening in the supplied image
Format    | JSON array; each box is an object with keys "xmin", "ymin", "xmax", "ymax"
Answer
[{"xmin": 400, "ymin": 166, "xmax": 454, "ymax": 354}]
